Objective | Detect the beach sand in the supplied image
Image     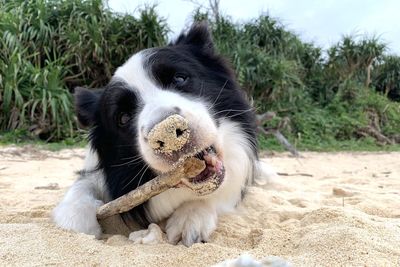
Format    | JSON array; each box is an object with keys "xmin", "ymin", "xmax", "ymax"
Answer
[{"xmin": 0, "ymin": 146, "xmax": 399, "ymax": 266}]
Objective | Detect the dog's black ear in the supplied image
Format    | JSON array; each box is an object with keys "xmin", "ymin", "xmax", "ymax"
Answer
[
  {"xmin": 174, "ymin": 21, "xmax": 214, "ymax": 54},
  {"xmin": 74, "ymin": 87, "xmax": 103, "ymax": 128}
]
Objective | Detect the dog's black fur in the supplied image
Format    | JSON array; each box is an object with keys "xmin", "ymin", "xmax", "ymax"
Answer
[
  {"xmin": 56, "ymin": 24, "xmax": 258, "ymax": 242},
  {"xmin": 72, "ymin": 23, "xmax": 257, "ymax": 230}
]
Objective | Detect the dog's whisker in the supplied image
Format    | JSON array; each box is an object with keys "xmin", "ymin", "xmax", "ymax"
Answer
[
  {"xmin": 111, "ymin": 157, "xmax": 144, "ymax": 167},
  {"xmin": 120, "ymin": 155, "xmax": 143, "ymax": 161},
  {"xmin": 137, "ymin": 165, "xmax": 150, "ymax": 188},
  {"xmin": 224, "ymin": 111, "xmax": 255, "ymax": 119},
  {"xmin": 208, "ymin": 79, "xmax": 228, "ymax": 111},
  {"xmin": 112, "ymin": 154, "xmax": 143, "ymax": 163},
  {"xmin": 212, "ymin": 108, "xmax": 254, "ymax": 117},
  {"xmin": 121, "ymin": 163, "xmax": 149, "ymax": 190}
]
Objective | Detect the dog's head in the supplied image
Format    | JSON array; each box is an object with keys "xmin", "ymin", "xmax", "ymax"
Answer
[{"xmin": 74, "ymin": 23, "xmax": 257, "ymax": 195}]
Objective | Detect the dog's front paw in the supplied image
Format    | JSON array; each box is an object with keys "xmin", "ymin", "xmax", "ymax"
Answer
[
  {"xmin": 166, "ymin": 201, "xmax": 217, "ymax": 246},
  {"xmin": 52, "ymin": 198, "xmax": 104, "ymax": 238},
  {"xmin": 129, "ymin": 223, "xmax": 165, "ymax": 244}
]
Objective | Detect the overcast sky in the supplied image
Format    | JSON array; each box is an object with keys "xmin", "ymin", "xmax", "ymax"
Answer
[{"xmin": 108, "ymin": 0, "xmax": 400, "ymax": 55}]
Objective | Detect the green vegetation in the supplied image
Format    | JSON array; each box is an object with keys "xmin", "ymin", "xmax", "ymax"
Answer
[
  {"xmin": 197, "ymin": 11, "xmax": 400, "ymax": 151},
  {"xmin": 0, "ymin": 0, "xmax": 167, "ymax": 141},
  {"xmin": 1, "ymin": 0, "xmax": 400, "ymax": 151},
  {"xmin": 0, "ymin": 129, "xmax": 86, "ymax": 150}
]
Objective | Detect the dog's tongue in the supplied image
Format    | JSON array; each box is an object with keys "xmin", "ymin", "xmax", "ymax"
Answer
[{"xmin": 203, "ymin": 153, "xmax": 223, "ymax": 174}]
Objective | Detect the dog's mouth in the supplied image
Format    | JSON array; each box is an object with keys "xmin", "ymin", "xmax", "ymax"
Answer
[{"xmin": 179, "ymin": 145, "xmax": 225, "ymax": 196}]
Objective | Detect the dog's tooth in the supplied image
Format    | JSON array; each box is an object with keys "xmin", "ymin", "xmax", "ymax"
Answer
[
  {"xmin": 203, "ymin": 154, "xmax": 211, "ymax": 164},
  {"xmin": 211, "ymin": 155, "xmax": 217, "ymax": 166}
]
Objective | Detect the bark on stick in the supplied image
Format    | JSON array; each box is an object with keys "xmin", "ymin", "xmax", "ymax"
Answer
[{"xmin": 96, "ymin": 158, "xmax": 205, "ymax": 220}]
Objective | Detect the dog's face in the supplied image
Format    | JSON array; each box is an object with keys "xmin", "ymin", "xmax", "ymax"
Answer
[{"xmin": 74, "ymin": 23, "xmax": 257, "ymax": 198}]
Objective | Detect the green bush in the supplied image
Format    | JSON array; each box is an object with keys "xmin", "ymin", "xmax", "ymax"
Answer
[
  {"xmin": 1, "ymin": 2, "xmax": 399, "ymax": 150},
  {"xmin": 203, "ymin": 14, "xmax": 400, "ymax": 149},
  {"xmin": 0, "ymin": 0, "xmax": 167, "ymax": 140}
]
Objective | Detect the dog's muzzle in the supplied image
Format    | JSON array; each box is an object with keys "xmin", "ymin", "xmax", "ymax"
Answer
[{"xmin": 143, "ymin": 113, "xmax": 225, "ymax": 195}]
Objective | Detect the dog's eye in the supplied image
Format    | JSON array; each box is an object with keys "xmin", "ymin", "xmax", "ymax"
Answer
[
  {"xmin": 118, "ymin": 112, "xmax": 131, "ymax": 127},
  {"xmin": 172, "ymin": 73, "xmax": 188, "ymax": 86}
]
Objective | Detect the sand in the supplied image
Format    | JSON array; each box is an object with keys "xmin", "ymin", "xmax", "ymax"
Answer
[{"xmin": 0, "ymin": 146, "xmax": 399, "ymax": 266}]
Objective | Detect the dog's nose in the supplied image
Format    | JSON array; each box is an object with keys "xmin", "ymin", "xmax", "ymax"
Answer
[{"xmin": 147, "ymin": 114, "xmax": 190, "ymax": 154}]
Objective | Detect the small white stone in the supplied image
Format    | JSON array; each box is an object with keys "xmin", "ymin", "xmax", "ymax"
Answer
[{"xmin": 213, "ymin": 254, "xmax": 292, "ymax": 267}]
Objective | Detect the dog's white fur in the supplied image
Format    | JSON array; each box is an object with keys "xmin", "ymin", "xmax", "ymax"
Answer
[
  {"xmin": 52, "ymin": 150, "xmax": 108, "ymax": 238},
  {"xmin": 53, "ymin": 50, "xmax": 271, "ymax": 245}
]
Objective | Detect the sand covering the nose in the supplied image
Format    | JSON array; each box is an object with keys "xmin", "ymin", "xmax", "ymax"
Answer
[
  {"xmin": 0, "ymin": 146, "xmax": 399, "ymax": 266},
  {"xmin": 148, "ymin": 114, "xmax": 190, "ymax": 153}
]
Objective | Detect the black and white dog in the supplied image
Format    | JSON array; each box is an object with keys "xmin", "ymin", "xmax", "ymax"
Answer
[{"xmin": 53, "ymin": 23, "xmax": 272, "ymax": 246}]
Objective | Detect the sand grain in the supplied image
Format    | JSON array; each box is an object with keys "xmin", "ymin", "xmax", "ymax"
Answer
[{"xmin": 0, "ymin": 147, "xmax": 399, "ymax": 266}]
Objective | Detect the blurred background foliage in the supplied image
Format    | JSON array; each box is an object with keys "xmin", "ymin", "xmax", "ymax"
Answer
[
  {"xmin": 0, "ymin": 0, "xmax": 399, "ymax": 150},
  {"xmin": 0, "ymin": 0, "xmax": 167, "ymax": 141}
]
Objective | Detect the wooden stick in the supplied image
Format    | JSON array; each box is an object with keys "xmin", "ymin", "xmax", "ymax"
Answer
[
  {"xmin": 357, "ymin": 126, "xmax": 394, "ymax": 145},
  {"xmin": 96, "ymin": 158, "xmax": 205, "ymax": 220},
  {"xmin": 258, "ymin": 127, "xmax": 301, "ymax": 157},
  {"xmin": 256, "ymin": 112, "xmax": 301, "ymax": 157},
  {"xmin": 277, "ymin": 172, "xmax": 313, "ymax": 177}
]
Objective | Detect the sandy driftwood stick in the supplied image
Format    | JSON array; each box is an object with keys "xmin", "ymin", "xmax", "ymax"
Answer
[
  {"xmin": 96, "ymin": 158, "xmax": 205, "ymax": 220},
  {"xmin": 259, "ymin": 127, "xmax": 301, "ymax": 157},
  {"xmin": 357, "ymin": 126, "xmax": 394, "ymax": 145},
  {"xmin": 256, "ymin": 112, "xmax": 301, "ymax": 157}
]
